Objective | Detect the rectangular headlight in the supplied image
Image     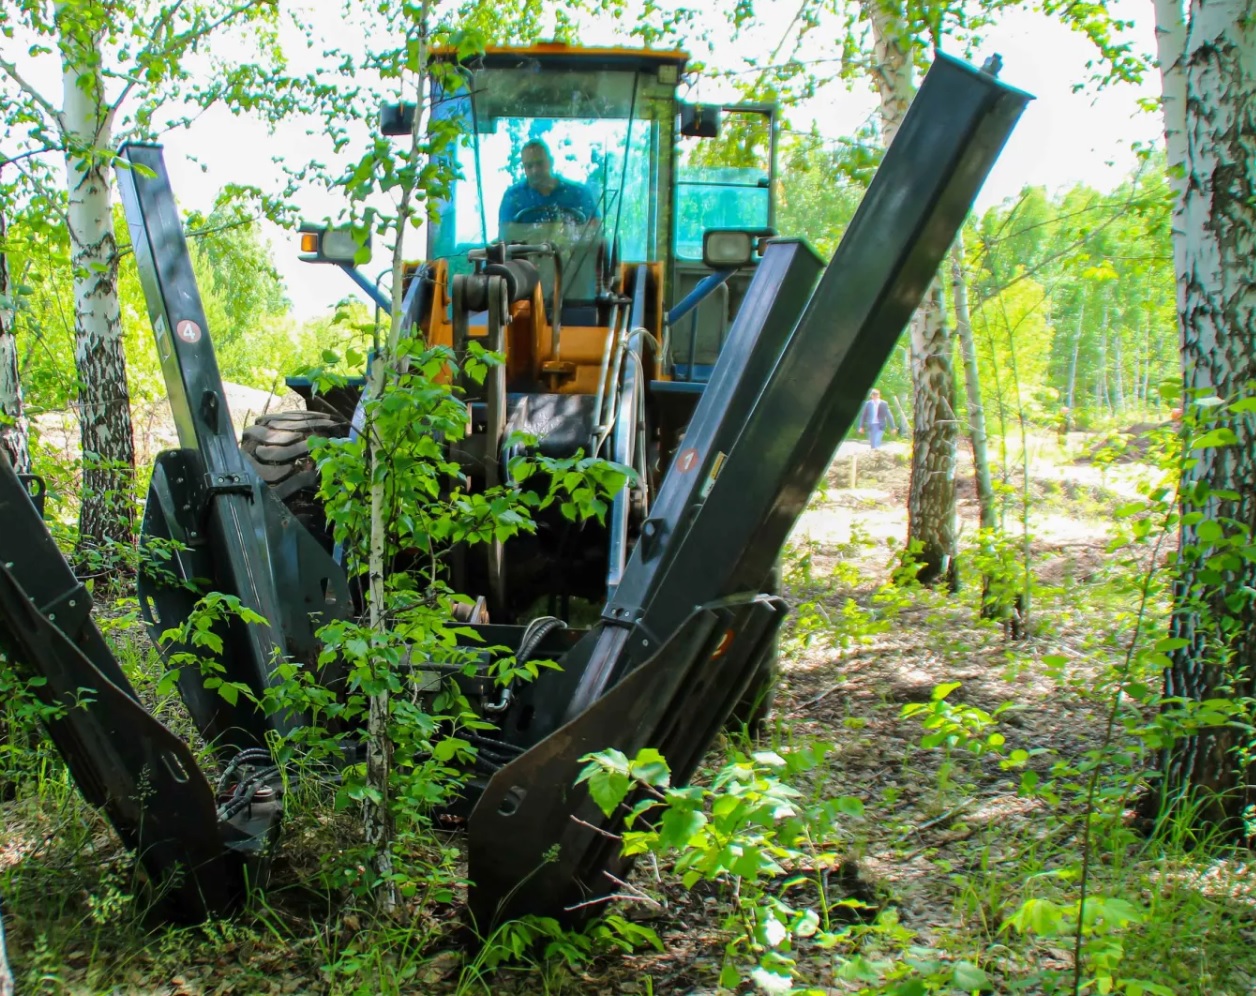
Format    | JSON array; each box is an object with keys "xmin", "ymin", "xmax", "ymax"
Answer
[{"xmin": 702, "ymin": 229, "xmax": 754, "ymax": 269}]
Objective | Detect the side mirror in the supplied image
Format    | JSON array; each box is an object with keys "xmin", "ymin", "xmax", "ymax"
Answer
[
  {"xmin": 379, "ymin": 102, "xmax": 416, "ymax": 137},
  {"xmin": 298, "ymin": 223, "xmax": 371, "ymax": 265},
  {"xmin": 678, "ymin": 102, "xmax": 721, "ymax": 139},
  {"xmin": 702, "ymin": 228, "xmax": 774, "ymax": 269}
]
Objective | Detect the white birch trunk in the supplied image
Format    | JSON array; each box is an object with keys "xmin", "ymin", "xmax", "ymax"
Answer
[
  {"xmin": 1099, "ymin": 298, "xmax": 1111, "ymax": 412},
  {"xmin": 362, "ymin": 13, "xmax": 431, "ymax": 910},
  {"xmin": 1113, "ymin": 331, "xmax": 1125, "ymax": 412},
  {"xmin": 0, "ymin": 189, "xmax": 31, "ymax": 474},
  {"xmin": 57, "ymin": 5, "xmax": 136, "ymax": 558},
  {"xmin": 0, "ymin": 898, "xmax": 12, "ymax": 996},
  {"xmin": 866, "ymin": 0, "xmax": 958, "ymax": 587},
  {"xmin": 1066, "ymin": 301, "xmax": 1083, "ymax": 410},
  {"xmin": 866, "ymin": 3, "xmax": 912, "ymax": 146},
  {"xmin": 1152, "ymin": 0, "xmax": 1190, "ymax": 332},
  {"xmin": 951, "ymin": 241, "xmax": 994, "ymax": 532},
  {"xmin": 1161, "ymin": 0, "xmax": 1256, "ymax": 831}
]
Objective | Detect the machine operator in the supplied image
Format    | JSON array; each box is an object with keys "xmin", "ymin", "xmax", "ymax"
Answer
[{"xmin": 499, "ymin": 139, "xmax": 599, "ymax": 230}]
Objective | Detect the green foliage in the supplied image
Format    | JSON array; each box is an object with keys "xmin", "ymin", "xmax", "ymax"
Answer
[
  {"xmin": 967, "ymin": 159, "xmax": 1178, "ymax": 426},
  {"xmin": 157, "ymin": 592, "xmax": 266, "ymax": 708},
  {"xmin": 579, "ymin": 743, "xmax": 862, "ymax": 993},
  {"xmin": 970, "ymin": 277, "xmax": 1055, "ymax": 426},
  {"xmin": 185, "ymin": 203, "xmax": 305, "ymax": 389},
  {"xmin": 967, "ymin": 523, "xmax": 1028, "ymax": 628},
  {"xmin": 776, "ymin": 129, "xmax": 866, "ymax": 259},
  {"xmin": 781, "ymin": 530, "xmax": 912, "ymax": 654},
  {"xmin": 261, "ymin": 334, "xmax": 633, "ymax": 915},
  {"xmin": 297, "ymin": 340, "xmax": 631, "ymax": 570}
]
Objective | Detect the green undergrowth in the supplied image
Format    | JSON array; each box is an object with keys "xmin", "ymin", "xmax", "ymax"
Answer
[{"xmin": 3, "ymin": 431, "xmax": 1255, "ymax": 994}]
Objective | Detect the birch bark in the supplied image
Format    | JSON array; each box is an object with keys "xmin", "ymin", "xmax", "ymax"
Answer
[
  {"xmin": 0, "ymin": 187, "xmax": 31, "ymax": 474},
  {"xmin": 56, "ymin": 4, "xmax": 136, "ymax": 558},
  {"xmin": 951, "ymin": 239, "xmax": 994, "ymax": 533},
  {"xmin": 865, "ymin": 0, "xmax": 958, "ymax": 587},
  {"xmin": 1160, "ymin": 0, "xmax": 1256, "ymax": 832},
  {"xmin": 362, "ymin": 7, "xmax": 432, "ymax": 910}
]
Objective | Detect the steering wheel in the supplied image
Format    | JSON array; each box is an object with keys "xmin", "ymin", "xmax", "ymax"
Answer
[{"xmin": 512, "ymin": 204, "xmax": 589, "ymax": 225}]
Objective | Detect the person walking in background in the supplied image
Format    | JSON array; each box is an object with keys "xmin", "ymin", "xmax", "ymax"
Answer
[{"xmin": 859, "ymin": 389, "xmax": 895, "ymax": 449}]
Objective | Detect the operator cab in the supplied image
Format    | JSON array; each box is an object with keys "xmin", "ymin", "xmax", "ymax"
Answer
[
  {"xmin": 305, "ymin": 43, "xmax": 779, "ymax": 417},
  {"xmin": 428, "ymin": 46, "xmax": 682, "ymax": 330},
  {"xmin": 425, "ymin": 44, "xmax": 778, "ymax": 382}
]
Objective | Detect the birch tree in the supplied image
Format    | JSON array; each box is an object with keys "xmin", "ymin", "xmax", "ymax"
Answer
[
  {"xmin": 849, "ymin": 0, "xmax": 1148, "ymax": 586},
  {"xmin": 0, "ymin": 0, "xmax": 281, "ymax": 558},
  {"xmin": 1151, "ymin": 0, "xmax": 1189, "ymax": 333},
  {"xmin": 950, "ymin": 239, "xmax": 993, "ymax": 533},
  {"xmin": 861, "ymin": 0, "xmax": 958, "ymax": 587},
  {"xmin": 0, "ymin": 897, "xmax": 11, "ymax": 996},
  {"xmin": 1154, "ymin": 0, "xmax": 1256, "ymax": 834},
  {"xmin": 358, "ymin": 5, "xmax": 434, "ymax": 914},
  {"xmin": 0, "ymin": 185, "xmax": 31, "ymax": 474}
]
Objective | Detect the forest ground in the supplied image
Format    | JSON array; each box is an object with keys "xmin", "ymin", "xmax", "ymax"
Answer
[{"xmin": 4, "ymin": 424, "xmax": 1255, "ymax": 995}]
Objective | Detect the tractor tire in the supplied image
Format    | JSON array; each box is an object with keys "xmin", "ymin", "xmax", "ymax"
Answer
[{"xmin": 241, "ymin": 409, "xmax": 350, "ymax": 552}]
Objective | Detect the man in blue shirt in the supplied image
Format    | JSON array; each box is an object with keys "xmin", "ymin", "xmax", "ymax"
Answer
[{"xmin": 499, "ymin": 139, "xmax": 598, "ymax": 231}]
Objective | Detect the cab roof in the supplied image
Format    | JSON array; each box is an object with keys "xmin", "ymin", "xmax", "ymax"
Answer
[{"xmin": 431, "ymin": 42, "xmax": 690, "ymax": 74}]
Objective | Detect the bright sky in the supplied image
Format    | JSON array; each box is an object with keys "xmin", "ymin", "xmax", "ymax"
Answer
[{"xmin": 147, "ymin": 0, "xmax": 1162, "ymax": 322}]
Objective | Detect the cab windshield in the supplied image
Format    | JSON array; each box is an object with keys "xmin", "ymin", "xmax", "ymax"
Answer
[{"xmin": 429, "ymin": 64, "xmax": 665, "ymax": 298}]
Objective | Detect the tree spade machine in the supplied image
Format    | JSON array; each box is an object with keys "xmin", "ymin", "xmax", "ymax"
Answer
[
  {"xmin": 0, "ymin": 51, "xmax": 1030, "ymax": 928},
  {"xmin": 249, "ymin": 43, "xmax": 790, "ymax": 624}
]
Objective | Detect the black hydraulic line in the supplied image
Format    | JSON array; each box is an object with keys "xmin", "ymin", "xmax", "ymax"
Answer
[{"xmin": 466, "ymin": 53, "xmax": 1032, "ymax": 928}]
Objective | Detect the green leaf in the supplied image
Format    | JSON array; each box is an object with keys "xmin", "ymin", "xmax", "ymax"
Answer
[
  {"xmin": 1192, "ymin": 427, "xmax": 1237, "ymax": 449},
  {"xmin": 952, "ymin": 961, "xmax": 989, "ymax": 991},
  {"xmin": 932, "ymin": 681, "xmax": 961, "ymax": 701},
  {"xmin": 658, "ymin": 808, "xmax": 707, "ymax": 850},
  {"xmin": 157, "ymin": 669, "xmax": 180, "ymax": 697},
  {"xmin": 629, "ymin": 748, "xmax": 671, "ymax": 787},
  {"xmin": 433, "ymin": 737, "xmax": 468, "ymax": 762},
  {"xmin": 585, "ymin": 767, "xmax": 631, "ymax": 818},
  {"xmin": 1007, "ymin": 897, "xmax": 1064, "ymax": 937},
  {"xmin": 1195, "ymin": 520, "xmax": 1225, "ymax": 543}
]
